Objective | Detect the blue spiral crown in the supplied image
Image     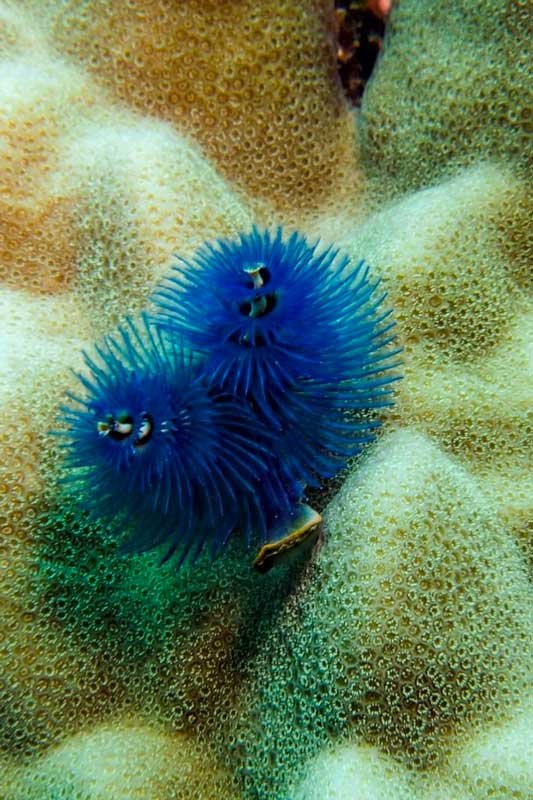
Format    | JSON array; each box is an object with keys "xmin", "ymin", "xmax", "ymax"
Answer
[
  {"xmin": 58, "ymin": 316, "xmax": 304, "ymax": 566},
  {"xmin": 152, "ymin": 226, "xmax": 401, "ymax": 490}
]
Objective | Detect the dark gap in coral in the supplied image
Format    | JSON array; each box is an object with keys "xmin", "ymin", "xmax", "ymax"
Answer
[{"xmin": 334, "ymin": 0, "xmax": 390, "ymax": 106}]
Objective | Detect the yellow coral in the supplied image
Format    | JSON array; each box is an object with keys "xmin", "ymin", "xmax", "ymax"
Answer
[
  {"xmin": 20, "ymin": 0, "xmax": 362, "ymax": 219},
  {"xmin": 0, "ymin": 1, "xmax": 531, "ymax": 799}
]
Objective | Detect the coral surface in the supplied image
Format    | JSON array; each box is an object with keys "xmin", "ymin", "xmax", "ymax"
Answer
[{"xmin": 0, "ymin": 1, "xmax": 531, "ymax": 799}]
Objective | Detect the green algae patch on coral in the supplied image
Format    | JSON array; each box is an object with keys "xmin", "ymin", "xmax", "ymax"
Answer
[{"xmin": 28, "ymin": 470, "xmax": 317, "ymax": 743}]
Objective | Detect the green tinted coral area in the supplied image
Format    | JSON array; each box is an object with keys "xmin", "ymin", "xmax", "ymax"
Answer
[{"xmin": 359, "ymin": 0, "xmax": 531, "ymax": 201}]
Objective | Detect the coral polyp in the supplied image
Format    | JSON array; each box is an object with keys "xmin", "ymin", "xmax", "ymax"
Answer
[
  {"xmin": 58, "ymin": 316, "xmax": 299, "ymax": 566},
  {"xmin": 153, "ymin": 226, "xmax": 401, "ymax": 489}
]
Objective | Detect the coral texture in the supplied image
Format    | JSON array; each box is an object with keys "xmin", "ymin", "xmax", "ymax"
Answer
[
  {"xmin": 0, "ymin": 1, "xmax": 531, "ymax": 799},
  {"xmin": 359, "ymin": 0, "xmax": 531, "ymax": 202},
  {"xmin": 20, "ymin": 0, "xmax": 362, "ymax": 219}
]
